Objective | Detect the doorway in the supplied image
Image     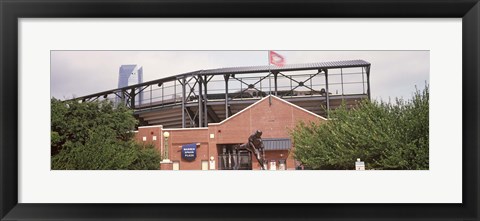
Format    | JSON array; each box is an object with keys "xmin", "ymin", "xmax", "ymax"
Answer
[{"xmin": 217, "ymin": 144, "xmax": 252, "ymax": 170}]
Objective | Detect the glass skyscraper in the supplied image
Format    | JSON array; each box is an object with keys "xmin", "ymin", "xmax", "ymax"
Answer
[{"xmin": 116, "ymin": 64, "xmax": 143, "ymax": 106}]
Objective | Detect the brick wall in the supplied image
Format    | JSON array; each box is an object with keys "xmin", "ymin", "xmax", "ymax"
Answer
[
  {"xmin": 135, "ymin": 96, "xmax": 326, "ymax": 170},
  {"xmin": 134, "ymin": 125, "xmax": 162, "ymax": 151},
  {"xmin": 209, "ymin": 96, "xmax": 325, "ymax": 170},
  {"xmin": 165, "ymin": 128, "xmax": 209, "ymax": 170}
]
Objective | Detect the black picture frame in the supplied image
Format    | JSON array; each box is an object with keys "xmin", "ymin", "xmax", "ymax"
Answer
[{"xmin": 1, "ymin": 0, "xmax": 479, "ymax": 220}]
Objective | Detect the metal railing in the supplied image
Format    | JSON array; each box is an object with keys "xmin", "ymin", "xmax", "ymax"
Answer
[{"xmin": 131, "ymin": 68, "xmax": 368, "ymax": 110}]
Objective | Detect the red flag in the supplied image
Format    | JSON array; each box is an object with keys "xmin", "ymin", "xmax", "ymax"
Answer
[{"xmin": 269, "ymin": 51, "xmax": 285, "ymax": 67}]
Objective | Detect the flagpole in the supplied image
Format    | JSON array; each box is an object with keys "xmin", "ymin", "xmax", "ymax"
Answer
[{"xmin": 268, "ymin": 50, "xmax": 272, "ymax": 105}]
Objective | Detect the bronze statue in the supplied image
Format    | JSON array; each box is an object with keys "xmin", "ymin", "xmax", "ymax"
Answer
[{"xmin": 236, "ymin": 130, "xmax": 266, "ymax": 170}]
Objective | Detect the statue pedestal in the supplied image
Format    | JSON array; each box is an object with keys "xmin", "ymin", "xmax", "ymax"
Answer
[{"xmin": 160, "ymin": 159, "xmax": 173, "ymax": 170}]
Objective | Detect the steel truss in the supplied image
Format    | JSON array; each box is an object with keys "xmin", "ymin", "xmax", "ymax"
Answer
[{"xmin": 71, "ymin": 60, "xmax": 371, "ymax": 128}]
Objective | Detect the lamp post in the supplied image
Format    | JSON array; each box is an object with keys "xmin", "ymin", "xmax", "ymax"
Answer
[{"xmin": 163, "ymin": 131, "xmax": 170, "ymax": 162}]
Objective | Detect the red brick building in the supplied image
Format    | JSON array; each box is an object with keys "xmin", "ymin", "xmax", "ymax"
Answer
[{"xmin": 134, "ymin": 95, "xmax": 326, "ymax": 170}]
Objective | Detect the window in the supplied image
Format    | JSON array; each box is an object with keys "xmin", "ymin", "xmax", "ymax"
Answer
[
  {"xmin": 269, "ymin": 160, "xmax": 277, "ymax": 170},
  {"xmin": 278, "ymin": 160, "xmax": 286, "ymax": 170},
  {"xmin": 173, "ymin": 161, "xmax": 180, "ymax": 170},
  {"xmin": 201, "ymin": 161, "xmax": 208, "ymax": 170}
]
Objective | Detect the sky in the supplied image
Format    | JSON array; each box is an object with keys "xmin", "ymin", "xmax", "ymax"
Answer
[{"xmin": 50, "ymin": 51, "xmax": 429, "ymax": 102}]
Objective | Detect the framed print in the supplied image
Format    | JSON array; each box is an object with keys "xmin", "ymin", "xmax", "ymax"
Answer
[{"xmin": 1, "ymin": 0, "xmax": 479, "ymax": 220}]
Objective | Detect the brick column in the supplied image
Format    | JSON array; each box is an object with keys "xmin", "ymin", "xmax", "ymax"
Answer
[{"xmin": 160, "ymin": 161, "xmax": 173, "ymax": 170}]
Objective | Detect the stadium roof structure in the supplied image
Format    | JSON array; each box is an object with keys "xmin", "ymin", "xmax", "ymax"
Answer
[
  {"xmin": 200, "ymin": 60, "xmax": 370, "ymax": 75},
  {"xmin": 72, "ymin": 59, "xmax": 371, "ymax": 128}
]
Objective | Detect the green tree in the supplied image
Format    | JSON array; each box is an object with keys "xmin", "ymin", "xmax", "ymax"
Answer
[
  {"xmin": 292, "ymin": 85, "xmax": 429, "ymax": 170},
  {"xmin": 51, "ymin": 98, "xmax": 161, "ymax": 170}
]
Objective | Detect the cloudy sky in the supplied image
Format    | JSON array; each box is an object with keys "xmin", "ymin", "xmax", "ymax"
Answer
[{"xmin": 51, "ymin": 51, "xmax": 429, "ymax": 102}]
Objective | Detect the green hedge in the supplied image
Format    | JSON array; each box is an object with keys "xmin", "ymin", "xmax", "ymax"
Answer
[
  {"xmin": 51, "ymin": 98, "xmax": 161, "ymax": 170},
  {"xmin": 292, "ymin": 85, "xmax": 429, "ymax": 170}
]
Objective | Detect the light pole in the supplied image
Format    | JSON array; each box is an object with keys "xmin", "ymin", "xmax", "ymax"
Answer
[{"xmin": 163, "ymin": 131, "xmax": 170, "ymax": 162}]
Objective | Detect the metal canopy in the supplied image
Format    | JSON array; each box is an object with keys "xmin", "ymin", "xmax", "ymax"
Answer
[
  {"xmin": 263, "ymin": 138, "xmax": 292, "ymax": 151},
  {"xmin": 199, "ymin": 60, "xmax": 370, "ymax": 75}
]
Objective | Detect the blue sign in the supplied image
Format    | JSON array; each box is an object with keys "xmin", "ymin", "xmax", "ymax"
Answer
[{"xmin": 181, "ymin": 143, "xmax": 197, "ymax": 161}]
